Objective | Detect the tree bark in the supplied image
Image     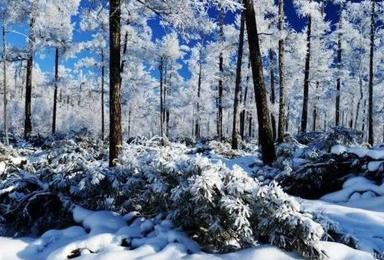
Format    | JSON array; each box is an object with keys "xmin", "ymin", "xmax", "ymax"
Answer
[
  {"xmin": 368, "ymin": 0, "xmax": 375, "ymax": 145},
  {"xmin": 240, "ymin": 61, "xmax": 250, "ymax": 140},
  {"xmin": 52, "ymin": 48, "xmax": 59, "ymax": 134},
  {"xmin": 2, "ymin": 15, "xmax": 9, "ymax": 145},
  {"xmin": 355, "ymin": 76, "xmax": 363, "ymax": 129},
  {"xmin": 335, "ymin": 21, "xmax": 342, "ymax": 127},
  {"xmin": 217, "ymin": 12, "xmax": 224, "ymax": 141},
  {"xmin": 300, "ymin": 10, "xmax": 312, "ymax": 133},
  {"xmin": 24, "ymin": 16, "xmax": 35, "ymax": 138},
  {"xmin": 231, "ymin": 12, "xmax": 245, "ymax": 149},
  {"xmin": 244, "ymin": 0, "xmax": 276, "ymax": 164},
  {"xmin": 109, "ymin": 0, "xmax": 122, "ymax": 166},
  {"xmin": 195, "ymin": 51, "xmax": 202, "ymax": 139},
  {"xmin": 269, "ymin": 49, "xmax": 276, "ymax": 140},
  {"xmin": 277, "ymin": 0, "xmax": 286, "ymax": 143},
  {"xmin": 159, "ymin": 57, "xmax": 164, "ymax": 138},
  {"xmin": 101, "ymin": 49, "xmax": 105, "ymax": 140}
]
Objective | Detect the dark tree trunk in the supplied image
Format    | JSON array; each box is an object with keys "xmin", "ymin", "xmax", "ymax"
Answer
[
  {"xmin": 286, "ymin": 105, "xmax": 290, "ymax": 132},
  {"xmin": 368, "ymin": 0, "xmax": 375, "ymax": 145},
  {"xmin": 52, "ymin": 48, "xmax": 59, "ymax": 134},
  {"xmin": 313, "ymin": 81, "xmax": 319, "ymax": 131},
  {"xmin": 217, "ymin": 13, "xmax": 224, "ymax": 141},
  {"xmin": 109, "ymin": 0, "xmax": 122, "ymax": 166},
  {"xmin": 240, "ymin": 62, "xmax": 250, "ymax": 140},
  {"xmin": 128, "ymin": 109, "xmax": 131, "ymax": 138},
  {"xmin": 231, "ymin": 12, "xmax": 245, "ymax": 149},
  {"xmin": 120, "ymin": 20, "xmax": 130, "ymax": 85},
  {"xmin": 301, "ymin": 11, "xmax": 312, "ymax": 133},
  {"xmin": 244, "ymin": 0, "xmax": 276, "ymax": 164},
  {"xmin": 24, "ymin": 16, "xmax": 35, "ymax": 139},
  {"xmin": 160, "ymin": 57, "xmax": 164, "ymax": 138},
  {"xmin": 269, "ymin": 49, "xmax": 276, "ymax": 140},
  {"xmin": 248, "ymin": 113, "xmax": 253, "ymax": 139},
  {"xmin": 277, "ymin": 0, "xmax": 286, "ymax": 143},
  {"xmin": 2, "ymin": 15, "xmax": 8, "ymax": 145},
  {"xmin": 101, "ymin": 49, "xmax": 105, "ymax": 140},
  {"xmin": 335, "ymin": 22, "xmax": 342, "ymax": 127},
  {"xmin": 355, "ymin": 77, "xmax": 363, "ymax": 129},
  {"xmin": 195, "ymin": 52, "xmax": 202, "ymax": 139}
]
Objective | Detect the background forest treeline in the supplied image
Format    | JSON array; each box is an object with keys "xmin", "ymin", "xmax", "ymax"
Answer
[{"xmin": 0, "ymin": 0, "xmax": 383, "ymax": 165}]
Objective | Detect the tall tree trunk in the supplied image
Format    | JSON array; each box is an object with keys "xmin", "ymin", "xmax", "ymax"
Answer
[
  {"xmin": 109, "ymin": 0, "xmax": 122, "ymax": 166},
  {"xmin": 24, "ymin": 16, "xmax": 35, "ymax": 138},
  {"xmin": 52, "ymin": 48, "xmax": 59, "ymax": 134},
  {"xmin": 312, "ymin": 0, "xmax": 325, "ymax": 132},
  {"xmin": 101, "ymin": 49, "xmax": 105, "ymax": 140},
  {"xmin": 120, "ymin": 20, "xmax": 130, "ymax": 85},
  {"xmin": 195, "ymin": 52, "xmax": 202, "ymax": 139},
  {"xmin": 269, "ymin": 49, "xmax": 276, "ymax": 140},
  {"xmin": 159, "ymin": 57, "xmax": 164, "ymax": 138},
  {"xmin": 248, "ymin": 113, "xmax": 253, "ymax": 139},
  {"xmin": 335, "ymin": 21, "xmax": 342, "ymax": 127},
  {"xmin": 355, "ymin": 76, "xmax": 363, "ymax": 129},
  {"xmin": 244, "ymin": 0, "xmax": 276, "ymax": 165},
  {"xmin": 127, "ymin": 108, "xmax": 131, "ymax": 138},
  {"xmin": 277, "ymin": 0, "xmax": 286, "ymax": 143},
  {"xmin": 286, "ymin": 105, "xmax": 290, "ymax": 132},
  {"xmin": 217, "ymin": 12, "xmax": 224, "ymax": 141},
  {"xmin": 240, "ymin": 61, "xmax": 250, "ymax": 140},
  {"xmin": 2, "ymin": 15, "xmax": 8, "ymax": 145},
  {"xmin": 231, "ymin": 12, "xmax": 245, "ymax": 149},
  {"xmin": 301, "ymin": 10, "xmax": 312, "ymax": 133},
  {"xmin": 368, "ymin": 0, "xmax": 375, "ymax": 145},
  {"xmin": 166, "ymin": 66, "xmax": 171, "ymax": 137}
]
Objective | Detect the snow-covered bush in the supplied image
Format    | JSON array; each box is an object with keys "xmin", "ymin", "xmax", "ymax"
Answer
[
  {"xmin": 296, "ymin": 127, "xmax": 363, "ymax": 153},
  {"xmin": 1, "ymin": 137, "xmax": 325, "ymax": 257},
  {"xmin": 116, "ymin": 143, "xmax": 325, "ymax": 257}
]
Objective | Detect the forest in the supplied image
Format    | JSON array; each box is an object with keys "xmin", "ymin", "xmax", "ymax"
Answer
[{"xmin": 0, "ymin": 0, "xmax": 384, "ymax": 259}]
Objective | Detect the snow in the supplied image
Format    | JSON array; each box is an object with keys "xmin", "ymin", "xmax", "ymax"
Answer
[
  {"xmin": 347, "ymin": 146, "xmax": 369, "ymax": 158},
  {"xmin": 0, "ymin": 206, "xmax": 299, "ymax": 260},
  {"xmin": 0, "ymin": 205, "xmax": 377, "ymax": 260},
  {"xmin": 2, "ymin": 139, "xmax": 384, "ymax": 260},
  {"xmin": 331, "ymin": 145, "xmax": 347, "ymax": 155},
  {"xmin": 366, "ymin": 150, "xmax": 384, "ymax": 160},
  {"xmin": 0, "ymin": 162, "xmax": 5, "ymax": 174},
  {"xmin": 367, "ymin": 161, "xmax": 383, "ymax": 172},
  {"xmin": 321, "ymin": 177, "xmax": 384, "ymax": 203},
  {"xmin": 302, "ymin": 199, "xmax": 384, "ymax": 254}
]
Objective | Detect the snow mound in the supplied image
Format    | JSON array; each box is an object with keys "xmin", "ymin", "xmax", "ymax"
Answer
[
  {"xmin": 321, "ymin": 177, "xmax": 384, "ymax": 203},
  {"xmin": 0, "ymin": 206, "xmax": 375, "ymax": 260},
  {"xmin": 302, "ymin": 199, "xmax": 384, "ymax": 255}
]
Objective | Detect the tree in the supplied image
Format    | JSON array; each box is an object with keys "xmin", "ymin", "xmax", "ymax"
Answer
[
  {"xmin": 335, "ymin": 4, "xmax": 343, "ymax": 127},
  {"xmin": 300, "ymin": 1, "xmax": 312, "ymax": 133},
  {"xmin": 368, "ymin": 0, "xmax": 375, "ymax": 145},
  {"xmin": 2, "ymin": 12, "xmax": 8, "ymax": 145},
  {"xmin": 24, "ymin": 9, "xmax": 35, "ymax": 138},
  {"xmin": 244, "ymin": 0, "xmax": 275, "ymax": 164},
  {"xmin": 109, "ymin": 0, "xmax": 122, "ymax": 166},
  {"xmin": 231, "ymin": 12, "xmax": 245, "ymax": 149},
  {"xmin": 277, "ymin": 0, "xmax": 286, "ymax": 143},
  {"xmin": 52, "ymin": 48, "xmax": 59, "ymax": 133},
  {"xmin": 217, "ymin": 12, "xmax": 224, "ymax": 141}
]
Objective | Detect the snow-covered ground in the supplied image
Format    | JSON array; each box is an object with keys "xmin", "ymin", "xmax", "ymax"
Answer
[
  {"xmin": 1, "ymin": 140, "xmax": 384, "ymax": 260},
  {"xmin": 0, "ymin": 205, "xmax": 375, "ymax": 260}
]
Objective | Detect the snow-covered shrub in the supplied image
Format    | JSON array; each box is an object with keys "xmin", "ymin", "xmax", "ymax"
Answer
[
  {"xmin": 207, "ymin": 140, "xmax": 243, "ymax": 158},
  {"xmin": 117, "ymin": 144, "xmax": 325, "ymax": 257},
  {"xmin": 0, "ymin": 170, "xmax": 73, "ymax": 236},
  {"xmin": 296, "ymin": 127, "xmax": 363, "ymax": 153},
  {"xmin": 313, "ymin": 214, "xmax": 358, "ymax": 249},
  {"xmin": 1, "ymin": 137, "xmax": 325, "ymax": 257}
]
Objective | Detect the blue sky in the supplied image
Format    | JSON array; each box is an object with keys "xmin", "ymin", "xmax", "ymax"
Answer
[{"xmin": 2, "ymin": 0, "xmax": 341, "ymax": 81}]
